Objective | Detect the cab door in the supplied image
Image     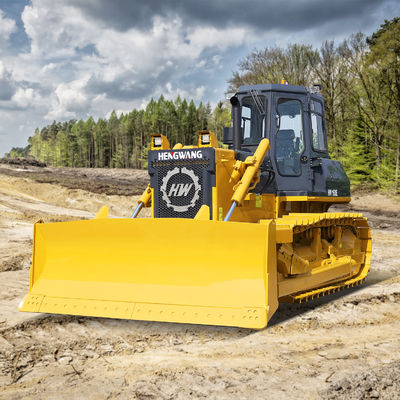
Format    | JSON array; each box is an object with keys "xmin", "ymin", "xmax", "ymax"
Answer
[{"xmin": 270, "ymin": 92, "xmax": 312, "ymax": 195}]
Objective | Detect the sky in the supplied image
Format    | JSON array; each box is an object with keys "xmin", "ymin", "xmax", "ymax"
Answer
[{"xmin": 0, "ymin": 0, "xmax": 399, "ymax": 155}]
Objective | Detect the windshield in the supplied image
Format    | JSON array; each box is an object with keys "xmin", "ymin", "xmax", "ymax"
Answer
[{"xmin": 241, "ymin": 96, "xmax": 266, "ymax": 145}]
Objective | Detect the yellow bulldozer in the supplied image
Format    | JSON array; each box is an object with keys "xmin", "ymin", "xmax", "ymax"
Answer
[{"xmin": 19, "ymin": 83, "xmax": 371, "ymax": 329}]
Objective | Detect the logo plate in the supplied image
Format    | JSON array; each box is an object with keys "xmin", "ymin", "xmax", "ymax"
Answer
[
  {"xmin": 158, "ymin": 150, "xmax": 203, "ymax": 161},
  {"xmin": 160, "ymin": 167, "xmax": 201, "ymax": 212}
]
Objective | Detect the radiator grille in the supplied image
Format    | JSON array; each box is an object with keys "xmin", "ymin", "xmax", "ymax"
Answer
[{"xmin": 152, "ymin": 159, "xmax": 210, "ymax": 218}]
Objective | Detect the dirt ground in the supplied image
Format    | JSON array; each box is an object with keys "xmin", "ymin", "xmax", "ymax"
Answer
[{"xmin": 0, "ymin": 163, "xmax": 399, "ymax": 400}]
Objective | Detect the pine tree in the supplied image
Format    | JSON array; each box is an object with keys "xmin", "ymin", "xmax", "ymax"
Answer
[{"xmin": 342, "ymin": 120, "xmax": 374, "ymax": 187}]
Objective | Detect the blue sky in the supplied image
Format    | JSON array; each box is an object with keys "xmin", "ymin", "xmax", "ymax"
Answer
[{"xmin": 0, "ymin": 0, "xmax": 399, "ymax": 155}]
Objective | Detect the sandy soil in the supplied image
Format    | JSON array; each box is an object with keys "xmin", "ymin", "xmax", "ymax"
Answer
[
  {"xmin": 0, "ymin": 164, "xmax": 399, "ymax": 399},
  {"xmin": 0, "ymin": 163, "xmax": 149, "ymax": 196}
]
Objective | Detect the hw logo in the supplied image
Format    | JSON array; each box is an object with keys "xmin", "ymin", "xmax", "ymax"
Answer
[
  {"xmin": 160, "ymin": 167, "xmax": 201, "ymax": 212},
  {"xmin": 168, "ymin": 183, "xmax": 193, "ymax": 197}
]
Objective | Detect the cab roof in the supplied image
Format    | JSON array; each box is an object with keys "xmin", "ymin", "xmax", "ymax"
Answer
[{"xmin": 236, "ymin": 83, "xmax": 323, "ymax": 100}]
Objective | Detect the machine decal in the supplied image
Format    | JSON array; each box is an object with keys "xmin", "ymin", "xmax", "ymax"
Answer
[
  {"xmin": 160, "ymin": 167, "xmax": 201, "ymax": 212},
  {"xmin": 328, "ymin": 189, "xmax": 338, "ymax": 196},
  {"xmin": 157, "ymin": 150, "xmax": 203, "ymax": 161}
]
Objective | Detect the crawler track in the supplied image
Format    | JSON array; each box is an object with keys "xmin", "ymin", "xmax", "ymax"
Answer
[{"xmin": 276, "ymin": 213, "xmax": 372, "ymax": 303}]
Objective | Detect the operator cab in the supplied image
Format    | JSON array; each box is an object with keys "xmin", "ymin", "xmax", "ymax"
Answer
[{"xmin": 223, "ymin": 83, "xmax": 349, "ymax": 197}]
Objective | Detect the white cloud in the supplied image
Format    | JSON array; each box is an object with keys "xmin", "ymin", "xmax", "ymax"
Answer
[
  {"xmin": 1, "ymin": 0, "xmax": 398, "ymax": 155},
  {"xmin": 11, "ymin": 88, "xmax": 37, "ymax": 110},
  {"xmin": 21, "ymin": 0, "xmax": 93, "ymax": 58},
  {"xmin": 45, "ymin": 79, "xmax": 89, "ymax": 120},
  {"xmin": 163, "ymin": 82, "xmax": 206, "ymax": 102},
  {"xmin": 187, "ymin": 26, "xmax": 248, "ymax": 53},
  {"xmin": 4, "ymin": 1, "xmax": 249, "ymax": 132}
]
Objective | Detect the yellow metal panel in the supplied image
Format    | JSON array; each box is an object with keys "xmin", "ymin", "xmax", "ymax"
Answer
[
  {"xmin": 278, "ymin": 256, "xmax": 354, "ymax": 297},
  {"xmin": 197, "ymin": 130, "xmax": 219, "ymax": 148},
  {"xmin": 39, "ymin": 297, "xmax": 135, "ymax": 319},
  {"xmin": 275, "ymin": 224, "xmax": 293, "ymax": 243},
  {"xmin": 132, "ymin": 303, "xmax": 267, "ymax": 329},
  {"xmin": 212, "ymin": 186, "xmax": 219, "ymax": 221},
  {"xmin": 20, "ymin": 218, "xmax": 277, "ymax": 329},
  {"xmin": 150, "ymin": 134, "xmax": 170, "ymax": 150},
  {"xmin": 19, "ymin": 294, "xmax": 44, "ymax": 312},
  {"xmin": 278, "ymin": 196, "xmax": 351, "ymax": 203},
  {"xmin": 94, "ymin": 206, "xmax": 109, "ymax": 219},
  {"xmin": 151, "ymin": 188, "xmax": 155, "ymax": 218},
  {"xmin": 194, "ymin": 205, "xmax": 210, "ymax": 220},
  {"xmin": 260, "ymin": 220, "xmax": 278, "ymax": 320}
]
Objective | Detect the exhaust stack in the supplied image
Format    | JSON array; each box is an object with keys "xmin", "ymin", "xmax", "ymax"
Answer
[{"xmin": 230, "ymin": 96, "xmax": 242, "ymax": 151}]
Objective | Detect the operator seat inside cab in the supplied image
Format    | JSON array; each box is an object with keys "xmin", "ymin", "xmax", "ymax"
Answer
[{"xmin": 276, "ymin": 129, "xmax": 300, "ymax": 175}]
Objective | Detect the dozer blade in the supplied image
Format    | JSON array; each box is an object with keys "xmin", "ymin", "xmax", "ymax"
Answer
[{"xmin": 19, "ymin": 218, "xmax": 278, "ymax": 329}]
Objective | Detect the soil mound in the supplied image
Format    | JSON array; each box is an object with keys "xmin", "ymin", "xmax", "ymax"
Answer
[{"xmin": 0, "ymin": 157, "xmax": 46, "ymax": 168}]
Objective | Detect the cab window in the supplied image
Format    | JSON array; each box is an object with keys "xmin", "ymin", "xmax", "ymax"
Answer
[
  {"xmin": 310, "ymin": 100, "xmax": 327, "ymax": 152},
  {"xmin": 275, "ymin": 98, "xmax": 304, "ymax": 176},
  {"xmin": 241, "ymin": 96, "xmax": 266, "ymax": 145}
]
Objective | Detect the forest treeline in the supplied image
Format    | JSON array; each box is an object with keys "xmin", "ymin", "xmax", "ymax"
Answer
[
  {"xmin": 6, "ymin": 18, "xmax": 400, "ymax": 191},
  {"xmin": 7, "ymin": 98, "xmax": 230, "ymax": 170}
]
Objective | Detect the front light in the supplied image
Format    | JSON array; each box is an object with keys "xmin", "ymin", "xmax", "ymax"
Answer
[{"xmin": 201, "ymin": 134, "xmax": 210, "ymax": 144}]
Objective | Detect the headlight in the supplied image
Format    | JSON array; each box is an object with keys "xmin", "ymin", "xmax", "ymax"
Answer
[{"xmin": 201, "ymin": 134, "xmax": 210, "ymax": 144}]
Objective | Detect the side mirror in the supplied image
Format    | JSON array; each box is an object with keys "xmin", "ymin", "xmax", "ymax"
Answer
[{"xmin": 223, "ymin": 127, "xmax": 233, "ymax": 145}]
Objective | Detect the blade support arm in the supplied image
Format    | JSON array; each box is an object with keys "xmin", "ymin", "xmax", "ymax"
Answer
[
  {"xmin": 231, "ymin": 139, "xmax": 270, "ymax": 206},
  {"xmin": 224, "ymin": 139, "xmax": 270, "ymax": 221},
  {"xmin": 130, "ymin": 184, "xmax": 152, "ymax": 218}
]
